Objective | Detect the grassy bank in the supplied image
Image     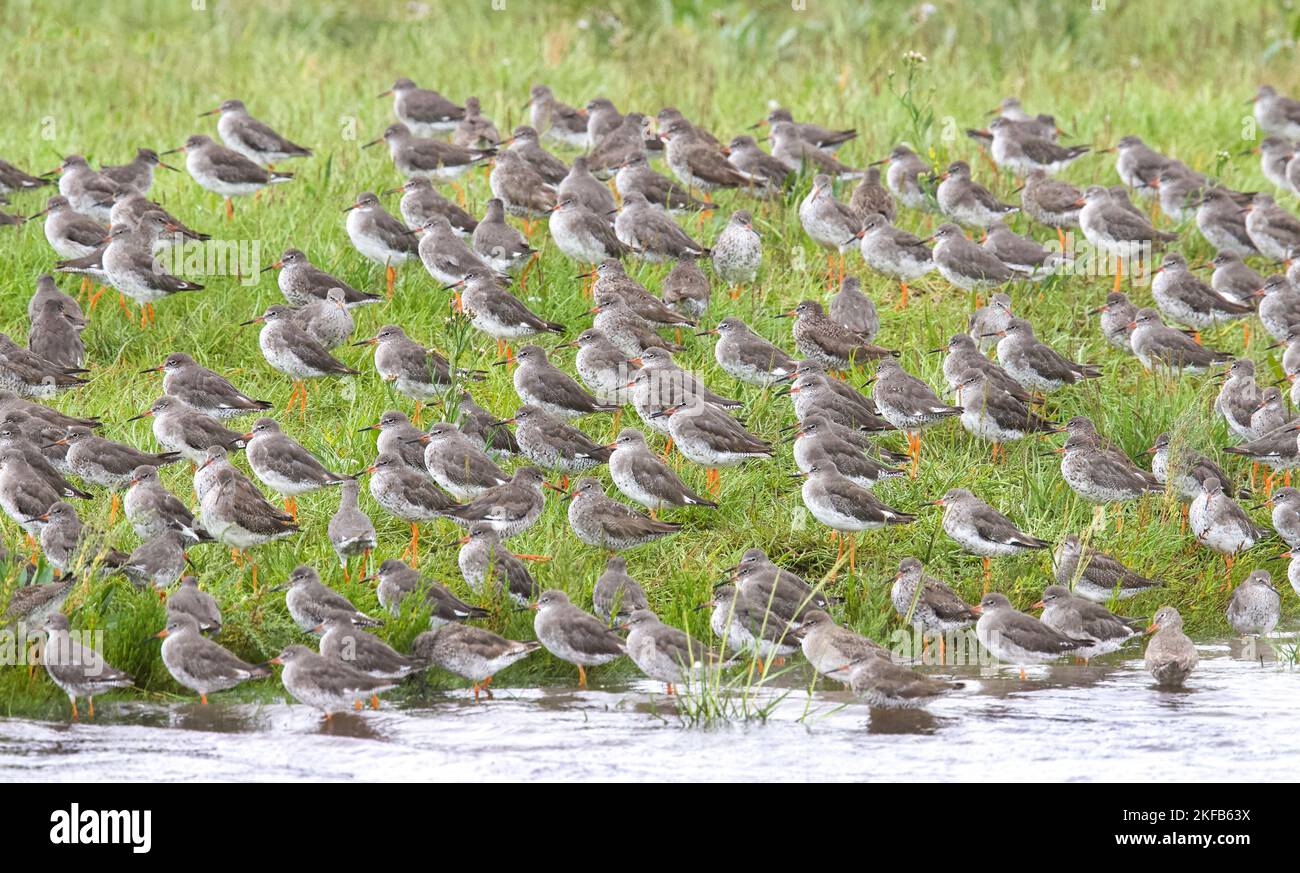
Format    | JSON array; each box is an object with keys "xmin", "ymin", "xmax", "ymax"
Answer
[{"xmin": 1, "ymin": 0, "xmax": 1298, "ymax": 716}]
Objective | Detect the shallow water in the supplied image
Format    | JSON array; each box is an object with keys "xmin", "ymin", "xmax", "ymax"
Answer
[{"xmin": 1, "ymin": 631, "xmax": 1295, "ymax": 782}]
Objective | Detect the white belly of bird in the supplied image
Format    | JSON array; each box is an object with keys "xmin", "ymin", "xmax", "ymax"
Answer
[
  {"xmin": 976, "ymin": 620, "xmax": 1061, "ymax": 665},
  {"xmin": 187, "ymin": 156, "xmax": 263, "ymax": 197},
  {"xmin": 347, "ymin": 211, "xmax": 409, "ymax": 265},
  {"xmin": 960, "ymin": 407, "xmax": 1024, "ymax": 444},
  {"xmin": 803, "ymin": 481, "xmax": 881, "ymax": 532},
  {"xmin": 945, "ymin": 519, "xmax": 1020, "ymax": 556},
  {"xmin": 609, "ymin": 462, "xmax": 666, "ymax": 510}
]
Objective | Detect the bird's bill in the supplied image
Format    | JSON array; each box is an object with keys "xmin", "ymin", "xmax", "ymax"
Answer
[
  {"xmin": 1087, "ymin": 304, "xmax": 1108, "ymax": 314},
  {"xmin": 440, "ymin": 279, "xmax": 466, "ymax": 291},
  {"xmin": 542, "ymin": 481, "xmax": 570, "ymax": 496},
  {"xmin": 360, "ymin": 465, "xmax": 378, "ymax": 475},
  {"xmin": 40, "ymin": 438, "xmax": 69, "ymax": 449},
  {"xmin": 125, "ymin": 410, "xmax": 153, "ymax": 421},
  {"xmin": 1280, "ymin": 551, "xmax": 1294, "ymax": 560},
  {"xmin": 748, "ymin": 118, "xmax": 769, "ymax": 130},
  {"xmin": 260, "ymin": 260, "xmax": 284, "ymax": 272},
  {"xmin": 310, "ymin": 622, "xmax": 325, "ymax": 634},
  {"xmin": 158, "ymin": 162, "xmax": 181, "ymax": 172},
  {"xmin": 238, "ymin": 315, "xmax": 266, "ymax": 326},
  {"xmin": 979, "ymin": 330, "xmax": 1006, "ymax": 338},
  {"xmin": 1031, "ymin": 599, "xmax": 1045, "ymax": 610},
  {"xmin": 238, "ymin": 431, "xmax": 255, "ymax": 441},
  {"xmin": 694, "ymin": 329, "xmax": 720, "ymax": 336},
  {"xmin": 923, "ymin": 498, "xmax": 945, "ymax": 507},
  {"xmin": 926, "ymin": 346, "xmax": 948, "ymax": 354},
  {"xmin": 773, "ymin": 309, "xmax": 797, "ymax": 318},
  {"xmin": 361, "ymin": 138, "xmax": 383, "ymax": 149},
  {"xmin": 381, "ymin": 186, "xmax": 405, "ymax": 196},
  {"xmin": 400, "ymin": 435, "xmax": 431, "ymax": 445},
  {"xmin": 159, "ymin": 146, "xmax": 186, "ymax": 156},
  {"xmin": 154, "ymin": 628, "xmax": 170, "ymax": 638},
  {"xmin": 491, "ymin": 357, "xmax": 514, "ymax": 366},
  {"xmin": 969, "ymin": 604, "xmax": 983, "ymax": 615},
  {"xmin": 198, "ymin": 107, "xmax": 222, "ymax": 117},
  {"xmin": 351, "ymin": 336, "xmax": 380, "ymax": 346},
  {"xmin": 26, "ymin": 205, "xmax": 53, "ymax": 219},
  {"xmin": 489, "ymin": 418, "xmax": 518, "ymax": 427},
  {"xmin": 267, "ymin": 656, "xmax": 284, "ymax": 665}
]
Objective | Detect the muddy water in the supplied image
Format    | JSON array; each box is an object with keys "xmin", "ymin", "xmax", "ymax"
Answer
[{"xmin": 1, "ymin": 632, "xmax": 1294, "ymax": 782}]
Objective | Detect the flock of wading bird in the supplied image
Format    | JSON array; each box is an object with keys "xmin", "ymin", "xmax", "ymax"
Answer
[{"xmin": 4, "ymin": 77, "xmax": 1300, "ymax": 720}]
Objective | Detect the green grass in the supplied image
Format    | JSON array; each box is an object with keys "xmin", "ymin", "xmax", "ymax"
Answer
[{"xmin": 2, "ymin": 0, "xmax": 1299, "ymax": 716}]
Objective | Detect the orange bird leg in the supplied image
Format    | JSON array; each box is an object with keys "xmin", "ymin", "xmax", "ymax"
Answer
[
  {"xmin": 519, "ymin": 252, "xmax": 538, "ymax": 292},
  {"xmin": 224, "ymin": 197, "xmax": 234, "ymax": 220},
  {"xmin": 200, "ymin": 693, "xmax": 208, "ymax": 705},
  {"xmin": 577, "ymin": 664, "xmax": 588, "ymax": 689},
  {"xmin": 385, "ymin": 265, "xmax": 396, "ymax": 298},
  {"xmin": 848, "ymin": 534, "xmax": 856, "ymax": 574},
  {"xmin": 982, "ymin": 557, "xmax": 991, "ymax": 593},
  {"xmin": 108, "ymin": 492, "xmax": 121, "ymax": 524},
  {"xmin": 87, "ymin": 286, "xmax": 105, "ymax": 311},
  {"xmin": 370, "ymin": 693, "xmax": 379, "ymax": 710},
  {"xmin": 1056, "ymin": 228, "xmax": 1067, "ymax": 251},
  {"xmin": 116, "ymin": 293, "xmax": 132, "ymax": 319},
  {"xmin": 88, "ymin": 698, "xmax": 95, "ymax": 720},
  {"xmin": 660, "ymin": 437, "xmax": 674, "ymax": 461},
  {"xmin": 895, "ymin": 281, "xmax": 910, "ymax": 310},
  {"xmin": 1241, "ymin": 321, "xmax": 1251, "ymax": 348},
  {"xmin": 707, "ymin": 468, "xmax": 721, "ymax": 497},
  {"xmin": 1111, "ymin": 257, "xmax": 1123, "ymax": 293}
]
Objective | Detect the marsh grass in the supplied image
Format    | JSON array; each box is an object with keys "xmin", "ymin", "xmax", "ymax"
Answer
[{"xmin": 1, "ymin": 0, "xmax": 1299, "ymax": 715}]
